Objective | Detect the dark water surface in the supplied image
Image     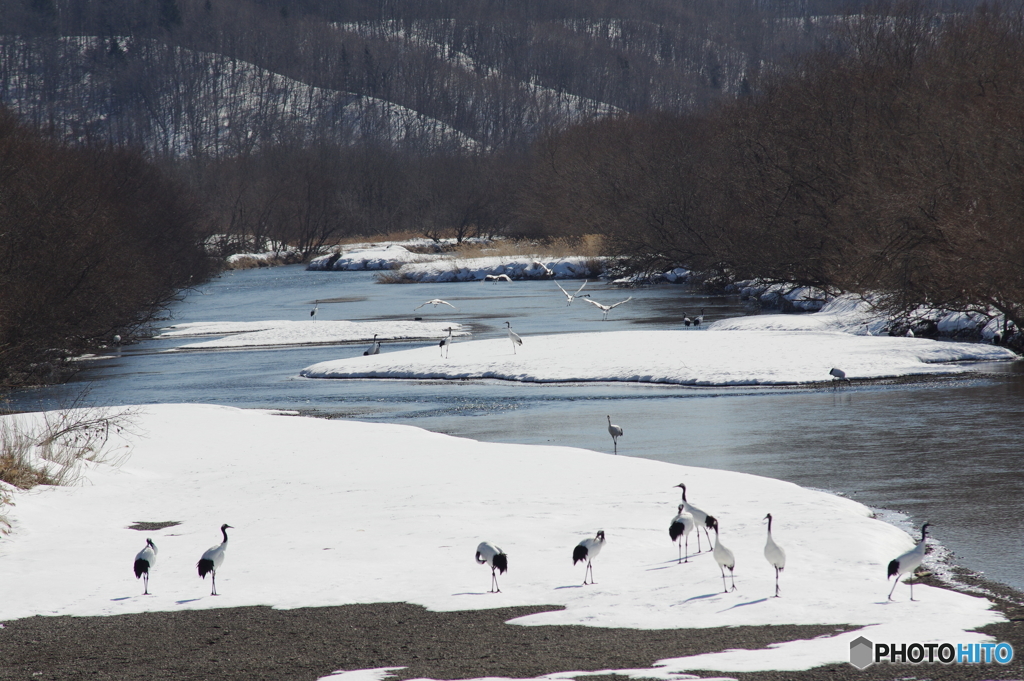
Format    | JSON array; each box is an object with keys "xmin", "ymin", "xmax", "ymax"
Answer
[{"xmin": 7, "ymin": 265, "xmax": 1024, "ymax": 590}]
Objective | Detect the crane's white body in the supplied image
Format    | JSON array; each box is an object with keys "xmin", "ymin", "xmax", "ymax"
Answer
[
  {"xmin": 310, "ymin": 300, "xmax": 319, "ymax": 322},
  {"xmin": 198, "ymin": 524, "xmax": 231, "ymax": 596},
  {"xmin": 414, "ymin": 299, "xmax": 457, "ymax": 311},
  {"xmin": 711, "ymin": 519, "xmax": 736, "ymax": 593},
  {"xmin": 133, "ymin": 538, "xmax": 158, "ymax": 595},
  {"xmin": 505, "ymin": 322, "xmax": 523, "ymax": 354},
  {"xmin": 363, "ymin": 334, "xmax": 381, "ymax": 356},
  {"xmin": 764, "ymin": 513, "xmax": 786, "ymax": 597},
  {"xmin": 475, "ymin": 541, "xmax": 508, "ymax": 593},
  {"xmin": 584, "ymin": 296, "xmax": 633, "ymax": 320},
  {"xmin": 669, "ymin": 504, "xmax": 694, "ymax": 564},
  {"xmin": 607, "ymin": 415, "xmax": 623, "ymax": 454},
  {"xmin": 573, "ymin": 530, "xmax": 605, "ymax": 585},
  {"xmin": 555, "ymin": 280, "xmax": 588, "ymax": 306},
  {"xmin": 829, "ymin": 367, "xmax": 850, "ymax": 386},
  {"xmin": 693, "ymin": 308, "xmax": 705, "ymax": 327},
  {"xmin": 484, "ymin": 274, "xmax": 512, "ymax": 283},
  {"xmin": 888, "ymin": 522, "xmax": 930, "ymax": 601},
  {"xmin": 675, "ymin": 483, "xmax": 713, "ymax": 553}
]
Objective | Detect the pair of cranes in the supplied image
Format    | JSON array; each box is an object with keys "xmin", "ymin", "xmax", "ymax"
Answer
[
  {"xmin": 474, "ymin": 530, "xmax": 606, "ymax": 593},
  {"xmin": 132, "ymin": 524, "xmax": 232, "ymax": 596}
]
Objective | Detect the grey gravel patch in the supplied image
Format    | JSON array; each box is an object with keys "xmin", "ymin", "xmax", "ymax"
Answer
[{"xmin": 127, "ymin": 521, "xmax": 181, "ymax": 531}]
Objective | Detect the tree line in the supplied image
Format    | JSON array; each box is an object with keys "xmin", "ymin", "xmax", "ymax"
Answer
[
  {"xmin": 517, "ymin": 4, "xmax": 1024, "ymax": 336},
  {"xmin": 0, "ymin": 108, "xmax": 214, "ymax": 388}
]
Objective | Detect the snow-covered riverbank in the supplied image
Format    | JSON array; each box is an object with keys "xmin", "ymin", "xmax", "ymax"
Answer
[{"xmin": 0, "ymin": 404, "xmax": 1004, "ymax": 675}]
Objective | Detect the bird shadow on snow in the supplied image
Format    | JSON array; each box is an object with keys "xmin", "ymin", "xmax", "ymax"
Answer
[
  {"xmin": 717, "ymin": 597, "xmax": 769, "ymax": 613},
  {"xmin": 452, "ymin": 591, "xmax": 497, "ymax": 596},
  {"xmin": 175, "ymin": 598, "xmax": 203, "ymax": 605},
  {"xmin": 677, "ymin": 592, "xmax": 722, "ymax": 604},
  {"xmin": 109, "ymin": 597, "xmax": 132, "ymax": 602},
  {"xmin": 554, "ymin": 584, "xmax": 586, "ymax": 590}
]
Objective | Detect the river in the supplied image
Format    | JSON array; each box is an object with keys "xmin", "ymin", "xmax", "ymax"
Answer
[{"xmin": 6, "ymin": 265, "xmax": 1024, "ymax": 592}]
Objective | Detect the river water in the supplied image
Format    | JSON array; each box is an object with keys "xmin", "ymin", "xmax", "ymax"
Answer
[{"xmin": 7, "ymin": 265, "xmax": 1024, "ymax": 591}]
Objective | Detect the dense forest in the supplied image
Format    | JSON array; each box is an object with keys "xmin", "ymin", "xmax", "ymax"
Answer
[{"xmin": 1, "ymin": 0, "xmax": 1022, "ymax": 387}]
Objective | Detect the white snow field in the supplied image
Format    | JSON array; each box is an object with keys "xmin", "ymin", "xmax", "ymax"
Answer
[
  {"xmin": 156, "ymin": 320, "xmax": 467, "ymax": 350},
  {"xmin": 301, "ymin": 328, "xmax": 1016, "ymax": 385},
  {"xmin": 0, "ymin": 405, "xmax": 1004, "ymax": 678}
]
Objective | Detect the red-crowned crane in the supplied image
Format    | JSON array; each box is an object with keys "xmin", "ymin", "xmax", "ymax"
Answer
[
  {"xmin": 555, "ymin": 280, "xmax": 588, "ymax": 306},
  {"xmin": 674, "ymin": 483, "xmax": 713, "ymax": 553},
  {"xmin": 197, "ymin": 523, "xmax": 232, "ymax": 596},
  {"xmin": 710, "ymin": 518, "xmax": 736, "ymax": 593},
  {"xmin": 607, "ymin": 416, "xmax": 623, "ymax": 454},
  {"xmin": 505, "ymin": 322, "xmax": 523, "ymax": 354},
  {"xmin": 829, "ymin": 367, "xmax": 850, "ymax": 387},
  {"xmin": 484, "ymin": 274, "xmax": 513, "ymax": 283},
  {"xmin": 475, "ymin": 542, "xmax": 508, "ymax": 593},
  {"xmin": 669, "ymin": 504, "xmax": 694, "ymax": 564},
  {"xmin": 764, "ymin": 513, "xmax": 786, "ymax": 597},
  {"xmin": 414, "ymin": 299, "xmax": 457, "ymax": 311},
  {"xmin": 363, "ymin": 333, "xmax": 381, "ymax": 356},
  {"xmin": 693, "ymin": 308, "xmax": 705, "ymax": 327},
  {"xmin": 310, "ymin": 300, "xmax": 319, "ymax": 322},
  {"xmin": 584, "ymin": 296, "xmax": 633, "ymax": 321},
  {"xmin": 888, "ymin": 522, "xmax": 930, "ymax": 601},
  {"xmin": 573, "ymin": 530, "xmax": 606, "ymax": 585},
  {"xmin": 133, "ymin": 538, "xmax": 158, "ymax": 595},
  {"xmin": 439, "ymin": 327, "xmax": 453, "ymax": 358}
]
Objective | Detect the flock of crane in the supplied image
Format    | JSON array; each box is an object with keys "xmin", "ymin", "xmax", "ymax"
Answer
[
  {"xmin": 472, "ymin": 485, "xmax": 930, "ymax": 601},
  {"xmin": 131, "ymin": 487, "xmax": 925, "ymax": 603}
]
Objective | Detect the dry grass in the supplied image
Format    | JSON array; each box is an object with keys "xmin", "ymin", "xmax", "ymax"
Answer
[{"xmin": 0, "ymin": 405, "xmax": 137, "ymax": 531}]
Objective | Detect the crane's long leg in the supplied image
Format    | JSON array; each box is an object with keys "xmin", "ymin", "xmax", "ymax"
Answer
[
  {"xmin": 887, "ymin": 574, "xmax": 900, "ymax": 600},
  {"xmin": 584, "ymin": 561, "xmax": 596, "ymax": 585},
  {"xmin": 684, "ymin": 535, "xmax": 689, "ymax": 563},
  {"xmin": 211, "ymin": 570, "xmax": 218, "ymax": 596},
  {"xmin": 490, "ymin": 568, "xmax": 501, "ymax": 593},
  {"xmin": 143, "ymin": 573, "xmax": 149, "ymax": 595},
  {"xmin": 774, "ymin": 568, "xmax": 781, "ymax": 597},
  {"xmin": 909, "ymin": 573, "xmax": 916, "ymax": 601},
  {"xmin": 729, "ymin": 569, "xmax": 736, "ymax": 592},
  {"xmin": 720, "ymin": 566, "xmax": 728, "ymax": 593},
  {"xmin": 677, "ymin": 539, "xmax": 682, "ymax": 564}
]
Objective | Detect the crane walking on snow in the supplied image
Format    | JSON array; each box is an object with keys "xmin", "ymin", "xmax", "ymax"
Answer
[
  {"xmin": 475, "ymin": 542, "xmax": 508, "ymax": 593},
  {"xmin": 573, "ymin": 530, "xmax": 606, "ymax": 585},
  {"xmin": 310, "ymin": 300, "xmax": 319, "ymax": 322},
  {"xmin": 710, "ymin": 518, "xmax": 737, "ymax": 593},
  {"xmin": 888, "ymin": 522, "xmax": 930, "ymax": 601},
  {"xmin": 669, "ymin": 504, "xmax": 695, "ymax": 564},
  {"xmin": 764, "ymin": 513, "xmax": 786, "ymax": 597},
  {"xmin": 133, "ymin": 538, "xmax": 158, "ymax": 595},
  {"xmin": 439, "ymin": 327, "xmax": 454, "ymax": 358},
  {"xmin": 363, "ymin": 333, "xmax": 381, "ymax": 356},
  {"xmin": 197, "ymin": 523, "xmax": 232, "ymax": 596},
  {"xmin": 505, "ymin": 321, "xmax": 523, "ymax": 354}
]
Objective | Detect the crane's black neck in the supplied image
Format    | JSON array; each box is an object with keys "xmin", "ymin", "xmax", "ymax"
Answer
[
  {"xmin": 221, "ymin": 526, "xmax": 230, "ymax": 543},
  {"xmin": 766, "ymin": 514, "xmax": 773, "ymax": 533}
]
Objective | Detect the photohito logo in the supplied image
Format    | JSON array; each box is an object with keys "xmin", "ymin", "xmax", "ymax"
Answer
[{"xmin": 849, "ymin": 635, "xmax": 1014, "ymax": 669}]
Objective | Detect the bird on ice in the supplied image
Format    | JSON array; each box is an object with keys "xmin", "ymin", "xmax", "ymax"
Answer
[
  {"xmin": 763, "ymin": 513, "xmax": 786, "ymax": 597},
  {"xmin": 669, "ymin": 504, "xmax": 694, "ymax": 564},
  {"xmin": 197, "ymin": 523, "xmax": 232, "ymax": 596},
  {"xmin": 414, "ymin": 299, "xmax": 457, "ymax": 311},
  {"xmin": 505, "ymin": 321, "xmax": 523, "ymax": 354},
  {"xmin": 573, "ymin": 530, "xmax": 606, "ymax": 585},
  {"xmin": 484, "ymin": 274, "xmax": 513, "ymax": 283},
  {"xmin": 310, "ymin": 300, "xmax": 319, "ymax": 321},
  {"xmin": 133, "ymin": 538, "xmax": 158, "ymax": 595},
  {"xmin": 709, "ymin": 518, "xmax": 736, "ymax": 593},
  {"xmin": 439, "ymin": 327, "xmax": 454, "ymax": 358},
  {"xmin": 555, "ymin": 280, "xmax": 589, "ymax": 306},
  {"xmin": 674, "ymin": 483, "xmax": 714, "ymax": 553},
  {"xmin": 584, "ymin": 296, "xmax": 633, "ymax": 320},
  {"xmin": 887, "ymin": 522, "xmax": 930, "ymax": 601},
  {"xmin": 606, "ymin": 415, "xmax": 623, "ymax": 454},
  {"xmin": 475, "ymin": 541, "xmax": 508, "ymax": 593},
  {"xmin": 693, "ymin": 308, "xmax": 705, "ymax": 327},
  {"xmin": 363, "ymin": 333, "xmax": 381, "ymax": 356}
]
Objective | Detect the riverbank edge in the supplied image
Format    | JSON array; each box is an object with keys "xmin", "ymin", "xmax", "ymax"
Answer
[{"xmin": 1, "ymin": 564, "xmax": 1021, "ymax": 681}]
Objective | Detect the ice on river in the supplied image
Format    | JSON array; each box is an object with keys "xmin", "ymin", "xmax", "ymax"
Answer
[
  {"xmin": 0, "ymin": 405, "xmax": 1003, "ymax": 675},
  {"xmin": 156, "ymin": 320, "xmax": 467, "ymax": 350}
]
